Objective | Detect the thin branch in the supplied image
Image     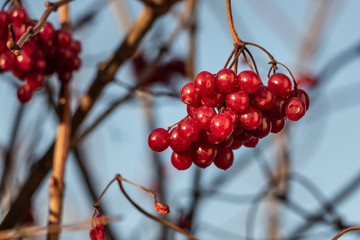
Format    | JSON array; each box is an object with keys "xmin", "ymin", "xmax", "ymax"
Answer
[{"xmin": 332, "ymin": 226, "xmax": 360, "ymax": 240}]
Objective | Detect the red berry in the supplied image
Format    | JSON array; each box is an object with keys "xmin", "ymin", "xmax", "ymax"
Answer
[
  {"xmin": 268, "ymin": 73, "xmax": 292, "ymax": 97},
  {"xmin": 34, "ymin": 51, "xmax": 47, "ymax": 71},
  {"xmin": 25, "ymin": 71, "xmax": 45, "ymax": 91},
  {"xmin": 285, "ymin": 97, "xmax": 306, "ymax": 121},
  {"xmin": 9, "ymin": 8, "xmax": 27, "ymax": 24},
  {"xmin": 0, "ymin": 51, "xmax": 15, "ymax": 70},
  {"xmin": 214, "ymin": 69, "xmax": 237, "ymax": 93},
  {"xmin": 243, "ymin": 137, "xmax": 259, "ymax": 148},
  {"xmin": 56, "ymin": 30, "xmax": 72, "ymax": 48},
  {"xmin": 210, "ymin": 113, "xmax": 234, "ymax": 138},
  {"xmin": 199, "ymin": 129, "xmax": 224, "ymax": 145},
  {"xmin": 186, "ymin": 105, "xmax": 198, "ymax": 118},
  {"xmin": 238, "ymin": 70, "xmax": 261, "ymax": 93},
  {"xmin": 70, "ymin": 40, "xmax": 82, "ymax": 54},
  {"xmin": 249, "ymin": 114, "xmax": 271, "ymax": 139},
  {"xmin": 238, "ymin": 106, "xmax": 262, "ymax": 130},
  {"xmin": 194, "ymin": 106, "xmax": 216, "ymax": 129},
  {"xmin": 89, "ymin": 227, "xmax": 105, "ymax": 240},
  {"xmin": 17, "ymin": 83, "xmax": 32, "ymax": 103},
  {"xmin": 16, "ymin": 47, "xmax": 33, "ymax": 71},
  {"xmin": 177, "ymin": 118, "xmax": 200, "ymax": 141},
  {"xmin": 154, "ymin": 202, "xmax": 170, "ymax": 215},
  {"xmin": 0, "ymin": 11, "xmax": 10, "ymax": 34},
  {"xmin": 219, "ymin": 135, "xmax": 234, "ymax": 148},
  {"xmin": 68, "ymin": 55, "xmax": 81, "ymax": 71},
  {"xmin": 214, "ymin": 146, "xmax": 234, "ymax": 170},
  {"xmin": 235, "ymin": 131, "xmax": 252, "ymax": 142},
  {"xmin": 39, "ymin": 22, "xmax": 54, "ymax": 42},
  {"xmin": 271, "ymin": 118, "xmax": 285, "ymax": 133},
  {"xmin": 251, "ymin": 85, "xmax": 276, "ymax": 110},
  {"xmin": 193, "ymin": 71, "xmax": 215, "ymax": 95},
  {"xmin": 265, "ymin": 96, "xmax": 286, "ymax": 119},
  {"xmin": 193, "ymin": 158, "xmax": 212, "ymax": 168},
  {"xmin": 229, "ymin": 138, "xmax": 243, "ymax": 150},
  {"xmin": 225, "ymin": 90, "xmax": 249, "ymax": 112},
  {"xmin": 193, "ymin": 142, "xmax": 217, "ymax": 165},
  {"xmin": 200, "ymin": 91, "xmax": 225, "ymax": 108},
  {"xmin": 171, "ymin": 150, "xmax": 193, "ymax": 170},
  {"xmin": 289, "ymin": 89, "xmax": 310, "ymax": 110},
  {"xmin": 58, "ymin": 71, "xmax": 72, "ymax": 83},
  {"xmin": 169, "ymin": 127, "xmax": 192, "ymax": 152},
  {"xmin": 148, "ymin": 128, "xmax": 169, "ymax": 152},
  {"xmin": 180, "ymin": 82, "xmax": 201, "ymax": 106},
  {"xmin": 222, "ymin": 108, "xmax": 238, "ymax": 127},
  {"xmin": 94, "ymin": 214, "xmax": 106, "ymax": 230}
]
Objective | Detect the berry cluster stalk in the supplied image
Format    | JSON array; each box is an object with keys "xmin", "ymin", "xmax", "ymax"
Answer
[{"xmin": 47, "ymin": 3, "xmax": 71, "ymax": 240}]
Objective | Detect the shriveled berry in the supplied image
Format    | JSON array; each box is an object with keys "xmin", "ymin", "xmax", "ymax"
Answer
[
  {"xmin": 238, "ymin": 70, "xmax": 261, "ymax": 93},
  {"xmin": 89, "ymin": 227, "xmax": 105, "ymax": 240},
  {"xmin": 285, "ymin": 97, "xmax": 306, "ymax": 121},
  {"xmin": 238, "ymin": 106, "xmax": 262, "ymax": 130},
  {"xmin": 268, "ymin": 73, "xmax": 292, "ymax": 97},
  {"xmin": 214, "ymin": 68, "xmax": 237, "ymax": 93},
  {"xmin": 210, "ymin": 113, "xmax": 234, "ymax": 138},
  {"xmin": 154, "ymin": 202, "xmax": 170, "ymax": 215},
  {"xmin": 193, "ymin": 71, "xmax": 215, "ymax": 95},
  {"xmin": 148, "ymin": 128, "xmax": 169, "ymax": 152},
  {"xmin": 214, "ymin": 146, "xmax": 234, "ymax": 170}
]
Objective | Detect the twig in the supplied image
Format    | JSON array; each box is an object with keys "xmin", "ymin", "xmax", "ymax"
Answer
[
  {"xmin": 47, "ymin": 4, "xmax": 71, "ymax": 240},
  {"xmin": 7, "ymin": 0, "xmax": 73, "ymax": 55},
  {"xmin": 332, "ymin": 226, "xmax": 360, "ymax": 240}
]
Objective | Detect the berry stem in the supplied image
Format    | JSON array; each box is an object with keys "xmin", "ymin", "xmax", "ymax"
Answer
[
  {"xmin": 243, "ymin": 41, "xmax": 275, "ymax": 61},
  {"xmin": 244, "ymin": 47, "xmax": 260, "ymax": 76},
  {"xmin": 167, "ymin": 116, "xmax": 188, "ymax": 131},
  {"xmin": 332, "ymin": 226, "xmax": 360, "ymax": 240},
  {"xmin": 226, "ymin": 0, "xmax": 242, "ymax": 45},
  {"xmin": 276, "ymin": 61, "xmax": 298, "ymax": 90}
]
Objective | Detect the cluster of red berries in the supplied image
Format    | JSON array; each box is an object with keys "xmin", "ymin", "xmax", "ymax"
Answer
[
  {"xmin": 89, "ymin": 214, "xmax": 106, "ymax": 240},
  {"xmin": 0, "ymin": 7, "xmax": 81, "ymax": 103},
  {"xmin": 148, "ymin": 69, "xmax": 309, "ymax": 171}
]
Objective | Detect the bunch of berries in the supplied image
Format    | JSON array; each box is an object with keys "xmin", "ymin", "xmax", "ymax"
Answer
[
  {"xmin": 148, "ymin": 68, "xmax": 309, "ymax": 171},
  {"xmin": 0, "ymin": 7, "xmax": 81, "ymax": 103}
]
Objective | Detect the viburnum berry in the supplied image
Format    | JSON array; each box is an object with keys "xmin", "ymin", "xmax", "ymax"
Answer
[
  {"xmin": 229, "ymin": 138, "xmax": 243, "ymax": 150},
  {"xmin": 198, "ymin": 129, "xmax": 224, "ymax": 145},
  {"xmin": 180, "ymin": 82, "xmax": 201, "ymax": 106},
  {"xmin": 249, "ymin": 114, "xmax": 271, "ymax": 139},
  {"xmin": 17, "ymin": 83, "xmax": 32, "ymax": 103},
  {"xmin": 235, "ymin": 130, "xmax": 253, "ymax": 142},
  {"xmin": 222, "ymin": 108, "xmax": 239, "ymax": 127},
  {"xmin": 214, "ymin": 68, "xmax": 237, "ymax": 93},
  {"xmin": 214, "ymin": 146, "xmax": 234, "ymax": 170},
  {"xmin": 243, "ymin": 136, "xmax": 259, "ymax": 148},
  {"xmin": 238, "ymin": 106, "xmax": 262, "ymax": 130},
  {"xmin": 39, "ymin": 22, "xmax": 54, "ymax": 42},
  {"xmin": 89, "ymin": 227, "xmax": 105, "ymax": 240},
  {"xmin": 225, "ymin": 90, "xmax": 249, "ymax": 112},
  {"xmin": 210, "ymin": 113, "xmax": 234, "ymax": 138},
  {"xmin": 9, "ymin": 8, "xmax": 27, "ymax": 24},
  {"xmin": 193, "ymin": 71, "xmax": 215, "ymax": 95},
  {"xmin": 285, "ymin": 97, "xmax": 306, "ymax": 121},
  {"xmin": 177, "ymin": 117, "xmax": 200, "ymax": 141},
  {"xmin": 154, "ymin": 201, "xmax": 170, "ymax": 215},
  {"xmin": 171, "ymin": 150, "xmax": 193, "ymax": 170},
  {"xmin": 289, "ymin": 89, "xmax": 310, "ymax": 110},
  {"xmin": 186, "ymin": 105, "xmax": 198, "ymax": 118},
  {"xmin": 169, "ymin": 127, "xmax": 192, "ymax": 152},
  {"xmin": 200, "ymin": 91, "xmax": 225, "ymax": 108},
  {"xmin": 148, "ymin": 128, "xmax": 169, "ymax": 152},
  {"xmin": 194, "ymin": 106, "xmax": 216, "ymax": 129},
  {"xmin": 238, "ymin": 70, "xmax": 261, "ymax": 93},
  {"xmin": 25, "ymin": 71, "xmax": 45, "ymax": 91},
  {"xmin": 193, "ymin": 142, "xmax": 217, "ymax": 165},
  {"xmin": 270, "ymin": 118, "xmax": 285, "ymax": 133},
  {"xmin": 251, "ymin": 85, "xmax": 276, "ymax": 110},
  {"xmin": 265, "ymin": 96, "xmax": 286, "ymax": 119},
  {"xmin": 268, "ymin": 73, "xmax": 292, "ymax": 97}
]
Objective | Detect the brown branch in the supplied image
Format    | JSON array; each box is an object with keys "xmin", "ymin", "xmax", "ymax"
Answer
[
  {"xmin": 46, "ymin": 3, "xmax": 71, "ymax": 239},
  {"xmin": 7, "ymin": 0, "xmax": 73, "ymax": 54},
  {"xmin": 226, "ymin": 0, "xmax": 241, "ymax": 44},
  {"xmin": 0, "ymin": 0, "xmax": 181, "ymax": 230},
  {"xmin": 332, "ymin": 226, "xmax": 360, "ymax": 240}
]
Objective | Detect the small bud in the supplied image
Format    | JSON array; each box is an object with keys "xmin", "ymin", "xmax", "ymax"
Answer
[{"xmin": 154, "ymin": 201, "xmax": 170, "ymax": 215}]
